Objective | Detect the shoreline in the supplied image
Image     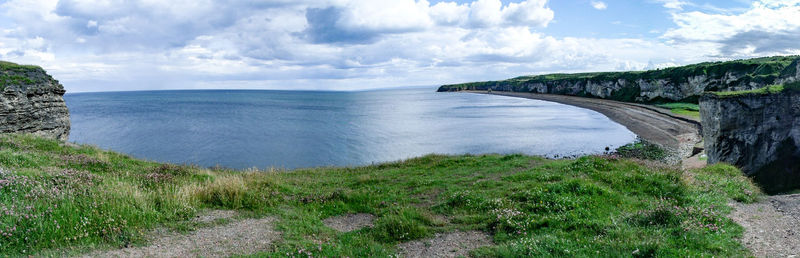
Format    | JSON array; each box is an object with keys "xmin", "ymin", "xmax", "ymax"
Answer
[{"xmin": 464, "ymin": 91, "xmax": 702, "ymax": 159}]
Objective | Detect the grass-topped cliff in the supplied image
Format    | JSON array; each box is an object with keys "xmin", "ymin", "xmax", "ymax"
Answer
[
  {"xmin": 0, "ymin": 133, "xmax": 762, "ymax": 256},
  {"xmin": 0, "ymin": 61, "xmax": 43, "ymax": 91},
  {"xmin": 439, "ymin": 55, "xmax": 800, "ymax": 104}
]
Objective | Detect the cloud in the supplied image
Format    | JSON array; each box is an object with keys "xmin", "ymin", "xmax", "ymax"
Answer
[
  {"xmin": 662, "ymin": 0, "xmax": 800, "ymax": 56},
  {"xmin": 591, "ymin": 1, "xmax": 607, "ymax": 10},
  {"xmin": 651, "ymin": 0, "xmax": 690, "ymax": 10}
]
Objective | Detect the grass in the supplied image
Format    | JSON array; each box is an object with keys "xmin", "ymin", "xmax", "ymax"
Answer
[
  {"xmin": 0, "ymin": 61, "xmax": 41, "ymax": 71},
  {"xmin": 712, "ymin": 84, "xmax": 786, "ymax": 97},
  {"xmin": 655, "ymin": 103, "xmax": 701, "ymax": 119},
  {"xmin": 0, "ymin": 133, "xmax": 763, "ymax": 257},
  {"xmin": 0, "ymin": 61, "xmax": 42, "ymax": 90}
]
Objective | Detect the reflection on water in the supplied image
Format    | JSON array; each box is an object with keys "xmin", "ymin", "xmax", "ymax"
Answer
[{"xmin": 65, "ymin": 88, "xmax": 636, "ymax": 169}]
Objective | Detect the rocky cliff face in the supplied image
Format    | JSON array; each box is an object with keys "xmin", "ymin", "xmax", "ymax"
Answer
[
  {"xmin": 440, "ymin": 56, "xmax": 800, "ymax": 103},
  {"xmin": 0, "ymin": 62, "xmax": 70, "ymax": 141},
  {"xmin": 700, "ymin": 91, "xmax": 800, "ymax": 193}
]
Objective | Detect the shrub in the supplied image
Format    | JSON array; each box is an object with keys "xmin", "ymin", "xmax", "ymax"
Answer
[{"xmin": 615, "ymin": 138, "xmax": 668, "ymax": 160}]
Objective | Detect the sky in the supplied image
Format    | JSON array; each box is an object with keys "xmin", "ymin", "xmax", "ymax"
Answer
[{"xmin": 0, "ymin": 0, "xmax": 799, "ymax": 92}]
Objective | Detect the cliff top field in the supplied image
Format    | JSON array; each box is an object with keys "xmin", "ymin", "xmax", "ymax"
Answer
[
  {"xmin": 709, "ymin": 81, "xmax": 800, "ymax": 97},
  {"xmin": 0, "ymin": 133, "xmax": 761, "ymax": 256},
  {"xmin": 0, "ymin": 61, "xmax": 62, "ymax": 92}
]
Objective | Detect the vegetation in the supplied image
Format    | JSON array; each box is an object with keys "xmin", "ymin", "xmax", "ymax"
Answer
[
  {"xmin": 655, "ymin": 103, "xmax": 701, "ymax": 118},
  {"xmin": 614, "ymin": 138, "xmax": 669, "ymax": 161},
  {"xmin": 0, "ymin": 61, "xmax": 41, "ymax": 90},
  {"xmin": 440, "ymin": 55, "xmax": 800, "ymax": 103},
  {"xmin": 0, "ymin": 75, "xmax": 35, "ymax": 90},
  {"xmin": 0, "ymin": 61, "xmax": 41, "ymax": 72},
  {"xmin": 712, "ymin": 84, "xmax": 786, "ymax": 97},
  {"xmin": 0, "ymin": 134, "xmax": 763, "ymax": 256}
]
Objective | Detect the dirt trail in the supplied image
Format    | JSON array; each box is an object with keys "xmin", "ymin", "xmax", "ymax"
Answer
[
  {"xmin": 83, "ymin": 216, "xmax": 278, "ymax": 258},
  {"xmin": 396, "ymin": 231, "xmax": 493, "ymax": 258},
  {"xmin": 729, "ymin": 194, "xmax": 800, "ymax": 257}
]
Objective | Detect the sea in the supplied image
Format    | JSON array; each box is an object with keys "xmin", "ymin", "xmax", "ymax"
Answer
[{"xmin": 64, "ymin": 87, "xmax": 637, "ymax": 170}]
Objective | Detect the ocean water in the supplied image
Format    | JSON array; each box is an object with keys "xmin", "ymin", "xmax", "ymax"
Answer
[{"xmin": 64, "ymin": 88, "xmax": 637, "ymax": 169}]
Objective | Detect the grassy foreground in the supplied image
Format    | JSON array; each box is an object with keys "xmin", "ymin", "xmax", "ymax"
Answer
[{"xmin": 0, "ymin": 134, "xmax": 762, "ymax": 256}]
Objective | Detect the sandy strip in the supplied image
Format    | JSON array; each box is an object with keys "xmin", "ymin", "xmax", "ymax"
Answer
[{"xmin": 466, "ymin": 91, "xmax": 702, "ymax": 158}]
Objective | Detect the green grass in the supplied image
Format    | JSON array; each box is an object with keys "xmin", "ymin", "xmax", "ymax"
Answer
[
  {"xmin": 0, "ymin": 134, "xmax": 763, "ymax": 257},
  {"xmin": 655, "ymin": 103, "xmax": 701, "ymax": 119},
  {"xmin": 711, "ymin": 84, "xmax": 785, "ymax": 97},
  {"xmin": 614, "ymin": 138, "xmax": 669, "ymax": 161},
  {"xmin": 0, "ymin": 61, "xmax": 41, "ymax": 71},
  {"xmin": 655, "ymin": 103, "xmax": 699, "ymax": 111}
]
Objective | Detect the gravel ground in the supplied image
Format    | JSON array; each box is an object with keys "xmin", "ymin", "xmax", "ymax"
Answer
[
  {"xmin": 193, "ymin": 209, "xmax": 237, "ymax": 223},
  {"xmin": 729, "ymin": 194, "xmax": 800, "ymax": 257},
  {"xmin": 323, "ymin": 213, "xmax": 375, "ymax": 232},
  {"xmin": 396, "ymin": 231, "xmax": 493, "ymax": 258},
  {"xmin": 83, "ymin": 216, "xmax": 279, "ymax": 257}
]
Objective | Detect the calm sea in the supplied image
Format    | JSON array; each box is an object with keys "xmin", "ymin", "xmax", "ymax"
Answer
[{"xmin": 64, "ymin": 88, "xmax": 636, "ymax": 169}]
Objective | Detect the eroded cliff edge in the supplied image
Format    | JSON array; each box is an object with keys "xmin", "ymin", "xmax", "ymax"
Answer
[
  {"xmin": 0, "ymin": 61, "xmax": 70, "ymax": 141},
  {"xmin": 700, "ymin": 90, "xmax": 800, "ymax": 193},
  {"xmin": 439, "ymin": 56, "xmax": 800, "ymax": 103}
]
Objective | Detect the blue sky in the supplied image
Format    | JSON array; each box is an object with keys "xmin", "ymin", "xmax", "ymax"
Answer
[{"xmin": 0, "ymin": 0, "xmax": 798, "ymax": 92}]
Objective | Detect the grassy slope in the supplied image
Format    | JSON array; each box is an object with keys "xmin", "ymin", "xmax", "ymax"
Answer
[{"xmin": 0, "ymin": 134, "xmax": 762, "ymax": 257}]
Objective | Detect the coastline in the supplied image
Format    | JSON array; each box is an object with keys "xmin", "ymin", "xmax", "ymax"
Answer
[{"xmin": 463, "ymin": 91, "xmax": 702, "ymax": 159}]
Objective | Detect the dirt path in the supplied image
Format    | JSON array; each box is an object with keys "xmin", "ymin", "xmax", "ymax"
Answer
[
  {"xmin": 396, "ymin": 231, "xmax": 493, "ymax": 258},
  {"xmin": 472, "ymin": 91, "xmax": 702, "ymax": 158},
  {"xmin": 729, "ymin": 194, "xmax": 800, "ymax": 257},
  {"xmin": 83, "ymin": 216, "xmax": 279, "ymax": 258}
]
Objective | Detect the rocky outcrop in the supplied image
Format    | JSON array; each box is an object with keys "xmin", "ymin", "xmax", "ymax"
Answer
[
  {"xmin": 439, "ymin": 56, "xmax": 800, "ymax": 103},
  {"xmin": 700, "ymin": 91, "xmax": 800, "ymax": 193},
  {"xmin": 0, "ymin": 62, "xmax": 70, "ymax": 141}
]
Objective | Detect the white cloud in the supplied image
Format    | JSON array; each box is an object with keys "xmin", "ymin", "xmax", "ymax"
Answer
[
  {"xmin": 591, "ymin": 1, "xmax": 607, "ymax": 10},
  {"xmin": 652, "ymin": 0, "xmax": 690, "ymax": 10},
  {"xmin": 663, "ymin": 0, "xmax": 800, "ymax": 55},
  {"xmin": 0, "ymin": 0, "xmax": 798, "ymax": 92}
]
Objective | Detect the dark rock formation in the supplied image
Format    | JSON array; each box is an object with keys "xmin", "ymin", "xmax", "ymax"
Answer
[
  {"xmin": 0, "ymin": 62, "xmax": 70, "ymax": 141},
  {"xmin": 700, "ymin": 91, "xmax": 800, "ymax": 193}
]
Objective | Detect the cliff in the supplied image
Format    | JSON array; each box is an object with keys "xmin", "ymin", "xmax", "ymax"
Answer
[
  {"xmin": 439, "ymin": 56, "xmax": 800, "ymax": 103},
  {"xmin": 700, "ymin": 87, "xmax": 800, "ymax": 193},
  {"xmin": 0, "ymin": 61, "xmax": 70, "ymax": 140}
]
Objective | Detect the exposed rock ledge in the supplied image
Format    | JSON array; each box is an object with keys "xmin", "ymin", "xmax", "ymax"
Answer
[
  {"xmin": 0, "ymin": 62, "xmax": 70, "ymax": 141},
  {"xmin": 701, "ymin": 91, "xmax": 800, "ymax": 193}
]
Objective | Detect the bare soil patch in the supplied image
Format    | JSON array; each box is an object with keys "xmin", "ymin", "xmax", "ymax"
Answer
[
  {"xmin": 83, "ymin": 216, "xmax": 279, "ymax": 257},
  {"xmin": 395, "ymin": 231, "xmax": 493, "ymax": 258},
  {"xmin": 193, "ymin": 209, "xmax": 238, "ymax": 223},
  {"xmin": 729, "ymin": 194, "xmax": 800, "ymax": 257},
  {"xmin": 323, "ymin": 213, "xmax": 376, "ymax": 232}
]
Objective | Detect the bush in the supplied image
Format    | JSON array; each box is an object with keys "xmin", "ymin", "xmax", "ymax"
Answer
[{"xmin": 615, "ymin": 138, "xmax": 668, "ymax": 160}]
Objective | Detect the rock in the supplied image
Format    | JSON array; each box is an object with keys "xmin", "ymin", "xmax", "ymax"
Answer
[
  {"xmin": 700, "ymin": 91, "xmax": 800, "ymax": 193},
  {"xmin": 0, "ymin": 62, "xmax": 70, "ymax": 141}
]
